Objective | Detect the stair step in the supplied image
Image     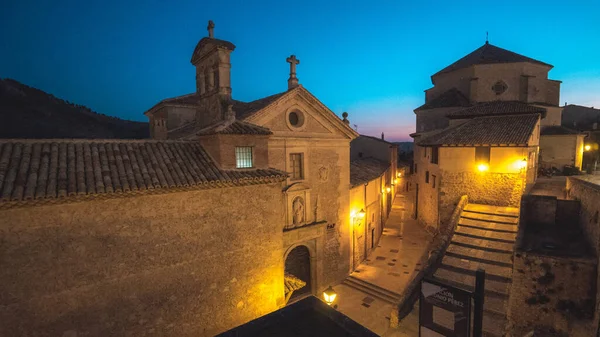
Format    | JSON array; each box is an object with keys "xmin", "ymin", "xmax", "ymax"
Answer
[
  {"xmin": 459, "ymin": 218, "xmax": 518, "ymax": 233},
  {"xmin": 445, "ymin": 251, "xmax": 512, "ymax": 268},
  {"xmin": 449, "ymin": 240, "xmax": 513, "ymax": 254},
  {"xmin": 441, "ymin": 255, "xmax": 512, "ymax": 280},
  {"xmin": 451, "ymin": 235, "xmax": 514, "ymax": 253},
  {"xmin": 433, "ymin": 268, "xmax": 510, "ymax": 297},
  {"xmin": 461, "ymin": 210, "xmax": 519, "ymax": 222},
  {"xmin": 445, "ymin": 243, "xmax": 513, "ymax": 268},
  {"xmin": 453, "ymin": 231, "xmax": 515, "ymax": 244},
  {"xmin": 347, "ymin": 275, "xmax": 402, "ymax": 299},
  {"xmin": 456, "ymin": 225, "xmax": 517, "ymax": 241},
  {"xmin": 463, "ymin": 204, "xmax": 519, "ymax": 217},
  {"xmin": 342, "ymin": 277, "xmax": 400, "ymax": 305}
]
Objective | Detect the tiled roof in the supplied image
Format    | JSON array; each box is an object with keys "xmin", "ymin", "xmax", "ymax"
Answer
[
  {"xmin": 356, "ymin": 134, "xmax": 398, "ymax": 146},
  {"xmin": 418, "ymin": 114, "xmax": 539, "ymax": 146},
  {"xmin": 198, "ymin": 120, "xmax": 272, "ymax": 136},
  {"xmin": 350, "ymin": 157, "xmax": 390, "ymax": 187},
  {"xmin": 191, "ymin": 37, "xmax": 236, "ymax": 65},
  {"xmin": 415, "ymin": 88, "xmax": 472, "ymax": 111},
  {"xmin": 146, "ymin": 91, "xmax": 287, "ymax": 120},
  {"xmin": 434, "ymin": 42, "xmax": 552, "ymax": 77},
  {"xmin": 540, "ymin": 125, "xmax": 581, "ymax": 136},
  {"xmin": 0, "ymin": 140, "xmax": 286, "ymax": 207},
  {"xmin": 284, "ymin": 273, "xmax": 306, "ymax": 295},
  {"xmin": 447, "ymin": 101, "xmax": 546, "ymax": 119},
  {"xmin": 232, "ymin": 92, "xmax": 287, "ymax": 119}
]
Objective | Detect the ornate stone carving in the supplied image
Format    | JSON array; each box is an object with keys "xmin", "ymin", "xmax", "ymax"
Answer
[
  {"xmin": 318, "ymin": 166, "xmax": 329, "ymax": 182},
  {"xmin": 292, "ymin": 196, "xmax": 305, "ymax": 225}
]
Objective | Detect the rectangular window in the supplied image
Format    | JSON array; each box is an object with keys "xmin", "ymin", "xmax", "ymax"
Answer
[
  {"xmin": 414, "ymin": 163, "xmax": 418, "ymax": 174},
  {"xmin": 475, "ymin": 147, "xmax": 491, "ymax": 164},
  {"xmin": 431, "ymin": 147, "xmax": 439, "ymax": 164},
  {"xmin": 235, "ymin": 147, "xmax": 253, "ymax": 168},
  {"xmin": 432, "ymin": 175, "xmax": 436, "ymax": 188},
  {"xmin": 290, "ymin": 153, "xmax": 304, "ymax": 180},
  {"xmin": 425, "ymin": 171, "xmax": 430, "ymax": 184},
  {"xmin": 424, "ymin": 147, "xmax": 427, "ymax": 158}
]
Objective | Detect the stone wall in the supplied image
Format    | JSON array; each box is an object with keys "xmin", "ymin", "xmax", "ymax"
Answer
[
  {"xmin": 0, "ymin": 183, "xmax": 286, "ymax": 337},
  {"xmin": 540, "ymin": 134, "xmax": 580, "ymax": 170},
  {"xmin": 439, "ymin": 171, "xmax": 525, "ymax": 227},
  {"xmin": 199, "ymin": 134, "xmax": 270, "ymax": 170},
  {"xmin": 508, "ymin": 253, "xmax": 597, "ymax": 336}
]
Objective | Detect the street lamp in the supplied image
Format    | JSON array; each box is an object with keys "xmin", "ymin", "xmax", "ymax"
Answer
[
  {"xmin": 518, "ymin": 158, "xmax": 527, "ymax": 170},
  {"xmin": 585, "ymin": 144, "xmax": 592, "ymax": 151},
  {"xmin": 477, "ymin": 163, "xmax": 489, "ymax": 172},
  {"xmin": 323, "ymin": 286, "xmax": 337, "ymax": 306},
  {"xmin": 386, "ymin": 186, "xmax": 391, "ymax": 193},
  {"xmin": 358, "ymin": 208, "xmax": 366, "ymax": 218}
]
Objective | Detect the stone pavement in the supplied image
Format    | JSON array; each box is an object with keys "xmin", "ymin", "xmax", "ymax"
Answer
[{"xmin": 333, "ymin": 192, "xmax": 434, "ymax": 336}]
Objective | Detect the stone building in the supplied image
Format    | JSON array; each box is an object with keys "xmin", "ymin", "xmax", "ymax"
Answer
[
  {"xmin": 0, "ymin": 21, "xmax": 369, "ymax": 337},
  {"xmin": 539, "ymin": 125, "xmax": 585, "ymax": 170},
  {"xmin": 411, "ymin": 42, "xmax": 564, "ymax": 230}
]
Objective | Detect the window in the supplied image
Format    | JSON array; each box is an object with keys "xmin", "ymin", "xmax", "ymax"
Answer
[
  {"xmin": 425, "ymin": 171, "xmax": 430, "ymax": 183},
  {"xmin": 287, "ymin": 110, "xmax": 305, "ymax": 128},
  {"xmin": 290, "ymin": 153, "xmax": 304, "ymax": 180},
  {"xmin": 414, "ymin": 163, "xmax": 418, "ymax": 174},
  {"xmin": 475, "ymin": 147, "xmax": 491, "ymax": 164},
  {"xmin": 235, "ymin": 147, "xmax": 253, "ymax": 168},
  {"xmin": 492, "ymin": 80, "xmax": 508, "ymax": 95},
  {"xmin": 431, "ymin": 147, "xmax": 439, "ymax": 164},
  {"xmin": 432, "ymin": 175, "xmax": 436, "ymax": 188},
  {"xmin": 423, "ymin": 147, "xmax": 427, "ymax": 158}
]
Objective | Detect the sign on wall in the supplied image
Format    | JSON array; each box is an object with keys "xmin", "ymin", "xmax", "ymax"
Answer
[{"xmin": 419, "ymin": 278, "xmax": 471, "ymax": 337}]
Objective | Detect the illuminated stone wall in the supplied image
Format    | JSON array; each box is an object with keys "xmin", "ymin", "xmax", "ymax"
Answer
[{"xmin": 0, "ymin": 183, "xmax": 286, "ymax": 337}]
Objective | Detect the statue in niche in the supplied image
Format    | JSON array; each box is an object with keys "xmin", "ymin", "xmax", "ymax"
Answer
[
  {"xmin": 292, "ymin": 196, "xmax": 305, "ymax": 225},
  {"xmin": 319, "ymin": 166, "xmax": 329, "ymax": 181}
]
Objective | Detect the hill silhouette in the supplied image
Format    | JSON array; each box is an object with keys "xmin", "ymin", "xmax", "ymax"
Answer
[{"xmin": 0, "ymin": 78, "xmax": 149, "ymax": 139}]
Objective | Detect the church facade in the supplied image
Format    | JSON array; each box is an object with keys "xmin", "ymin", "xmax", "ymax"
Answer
[
  {"xmin": 0, "ymin": 21, "xmax": 399, "ymax": 337},
  {"xmin": 411, "ymin": 42, "xmax": 569, "ymax": 230}
]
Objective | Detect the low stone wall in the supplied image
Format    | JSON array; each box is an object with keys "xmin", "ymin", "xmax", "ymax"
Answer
[
  {"xmin": 439, "ymin": 171, "xmax": 524, "ymax": 229},
  {"xmin": 566, "ymin": 176, "xmax": 600, "ymax": 332},
  {"xmin": 507, "ymin": 252, "xmax": 597, "ymax": 336},
  {"xmin": 389, "ymin": 195, "xmax": 468, "ymax": 327}
]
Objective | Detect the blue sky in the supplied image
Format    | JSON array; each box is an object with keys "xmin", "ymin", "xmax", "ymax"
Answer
[{"xmin": 1, "ymin": 0, "xmax": 599, "ymax": 141}]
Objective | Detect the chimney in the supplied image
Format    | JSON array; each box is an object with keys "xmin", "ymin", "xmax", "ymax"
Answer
[
  {"xmin": 286, "ymin": 55, "xmax": 300, "ymax": 90},
  {"xmin": 381, "ymin": 132, "xmax": 385, "ymax": 140},
  {"xmin": 342, "ymin": 112, "xmax": 349, "ymax": 125}
]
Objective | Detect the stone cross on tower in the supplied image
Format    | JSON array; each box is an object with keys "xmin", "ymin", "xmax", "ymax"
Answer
[
  {"xmin": 286, "ymin": 54, "xmax": 300, "ymax": 90},
  {"xmin": 207, "ymin": 20, "xmax": 215, "ymax": 38}
]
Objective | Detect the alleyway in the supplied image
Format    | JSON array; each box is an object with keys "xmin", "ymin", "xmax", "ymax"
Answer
[{"xmin": 333, "ymin": 192, "xmax": 433, "ymax": 336}]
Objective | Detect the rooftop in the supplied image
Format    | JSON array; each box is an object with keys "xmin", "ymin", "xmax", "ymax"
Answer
[
  {"xmin": 350, "ymin": 157, "xmax": 390, "ymax": 187},
  {"xmin": 216, "ymin": 296, "xmax": 378, "ymax": 337},
  {"xmin": 418, "ymin": 114, "xmax": 539, "ymax": 146},
  {"xmin": 415, "ymin": 88, "xmax": 472, "ymax": 111},
  {"xmin": 0, "ymin": 139, "xmax": 286, "ymax": 208},
  {"xmin": 433, "ymin": 42, "xmax": 552, "ymax": 77},
  {"xmin": 446, "ymin": 100, "xmax": 546, "ymax": 119},
  {"xmin": 540, "ymin": 125, "xmax": 581, "ymax": 136}
]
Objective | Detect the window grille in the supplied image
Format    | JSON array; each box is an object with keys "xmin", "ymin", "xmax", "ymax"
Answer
[
  {"xmin": 235, "ymin": 147, "xmax": 253, "ymax": 168},
  {"xmin": 290, "ymin": 153, "xmax": 304, "ymax": 180}
]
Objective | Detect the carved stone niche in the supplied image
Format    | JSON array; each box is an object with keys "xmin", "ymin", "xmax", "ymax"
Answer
[{"xmin": 284, "ymin": 183, "xmax": 312, "ymax": 230}]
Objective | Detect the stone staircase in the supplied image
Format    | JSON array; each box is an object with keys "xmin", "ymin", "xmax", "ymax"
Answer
[
  {"xmin": 342, "ymin": 275, "xmax": 402, "ymax": 305},
  {"xmin": 433, "ymin": 203, "xmax": 519, "ymax": 337}
]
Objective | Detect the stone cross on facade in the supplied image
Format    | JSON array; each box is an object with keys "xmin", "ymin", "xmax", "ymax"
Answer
[
  {"xmin": 286, "ymin": 55, "xmax": 300, "ymax": 90},
  {"xmin": 207, "ymin": 20, "xmax": 215, "ymax": 38}
]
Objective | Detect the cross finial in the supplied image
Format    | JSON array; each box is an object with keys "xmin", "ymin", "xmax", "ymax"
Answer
[
  {"xmin": 286, "ymin": 54, "xmax": 300, "ymax": 90},
  {"xmin": 207, "ymin": 20, "xmax": 215, "ymax": 38},
  {"xmin": 486, "ymin": 31, "xmax": 489, "ymax": 44}
]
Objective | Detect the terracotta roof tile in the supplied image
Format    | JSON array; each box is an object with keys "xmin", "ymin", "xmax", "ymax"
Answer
[
  {"xmin": 415, "ymin": 88, "xmax": 472, "ymax": 111},
  {"xmin": 447, "ymin": 101, "xmax": 546, "ymax": 119},
  {"xmin": 418, "ymin": 114, "xmax": 539, "ymax": 146},
  {"xmin": 200, "ymin": 120, "xmax": 272, "ymax": 136},
  {"xmin": 350, "ymin": 157, "xmax": 389, "ymax": 187},
  {"xmin": 0, "ymin": 140, "xmax": 286, "ymax": 205},
  {"xmin": 434, "ymin": 43, "xmax": 552, "ymax": 77}
]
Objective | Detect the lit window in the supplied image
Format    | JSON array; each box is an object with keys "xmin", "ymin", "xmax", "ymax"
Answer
[
  {"xmin": 235, "ymin": 147, "xmax": 253, "ymax": 168},
  {"xmin": 290, "ymin": 153, "xmax": 304, "ymax": 180}
]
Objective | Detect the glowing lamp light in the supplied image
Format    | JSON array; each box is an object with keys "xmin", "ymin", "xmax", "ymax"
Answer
[
  {"xmin": 397, "ymin": 172, "xmax": 402, "ymax": 178},
  {"xmin": 358, "ymin": 209, "xmax": 366, "ymax": 218},
  {"xmin": 585, "ymin": 144, "xmax": 592, "ymax": 151},
  {"xmin": 323, "ymin": 286, "xmax": 337, "ymax": 305},
  {"xmin": 394, "ymin": 178, "xmax": 399, "ymax": 184},
  {"xmin": 386, "ymin": 186, "xmax": 391, "ymax": 193},
  {"xmin": 477, "ymin": 163, "xmax": 489, "ymax": 172},
  {"xmin": 518, "ymin": 158, "xmax": 527, "ymax": 169}
]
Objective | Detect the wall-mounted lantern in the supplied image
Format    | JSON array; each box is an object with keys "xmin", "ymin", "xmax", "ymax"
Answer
[
  {"xmin": 585, "ymin": 144, "xmax": 592, "ymax": 151},
  {"xmin": 385, "ymin": 186, "xmax": 391, "ymax": 193},
  {"xmin": 357, "ymin": 208, "xmax": 366, "ymax": 219},
  {"xmin": 518, "ymin": 158, "xmax": 527, "ymax": 169},
  {"xmin": 397, "ymin": 172, "xmax": 402, "ymax": 178},
  {"xmin": 323, "ymin": 286, "xmax": 337, "ymax": 306}
]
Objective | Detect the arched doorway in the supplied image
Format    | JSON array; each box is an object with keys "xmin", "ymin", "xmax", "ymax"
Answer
[{"xmin": 284, "ymin": 245, "xmax": 311, "ymax": 301}]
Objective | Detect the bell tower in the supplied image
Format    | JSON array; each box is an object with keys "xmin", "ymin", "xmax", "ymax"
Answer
[{"xmin": 190, "ymin": 20, "xmax": 237, "ymax": 128}]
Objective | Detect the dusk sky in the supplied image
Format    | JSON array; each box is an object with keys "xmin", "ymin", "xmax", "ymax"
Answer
[{"xmin": 1, "ymin": 0, "xmax": 599, "ymax": 141}]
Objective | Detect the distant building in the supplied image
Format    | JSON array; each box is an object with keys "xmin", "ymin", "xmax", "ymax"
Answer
[{"xmin": 411, "ymin": 42, "xmax": 564, "ymax": 230}]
